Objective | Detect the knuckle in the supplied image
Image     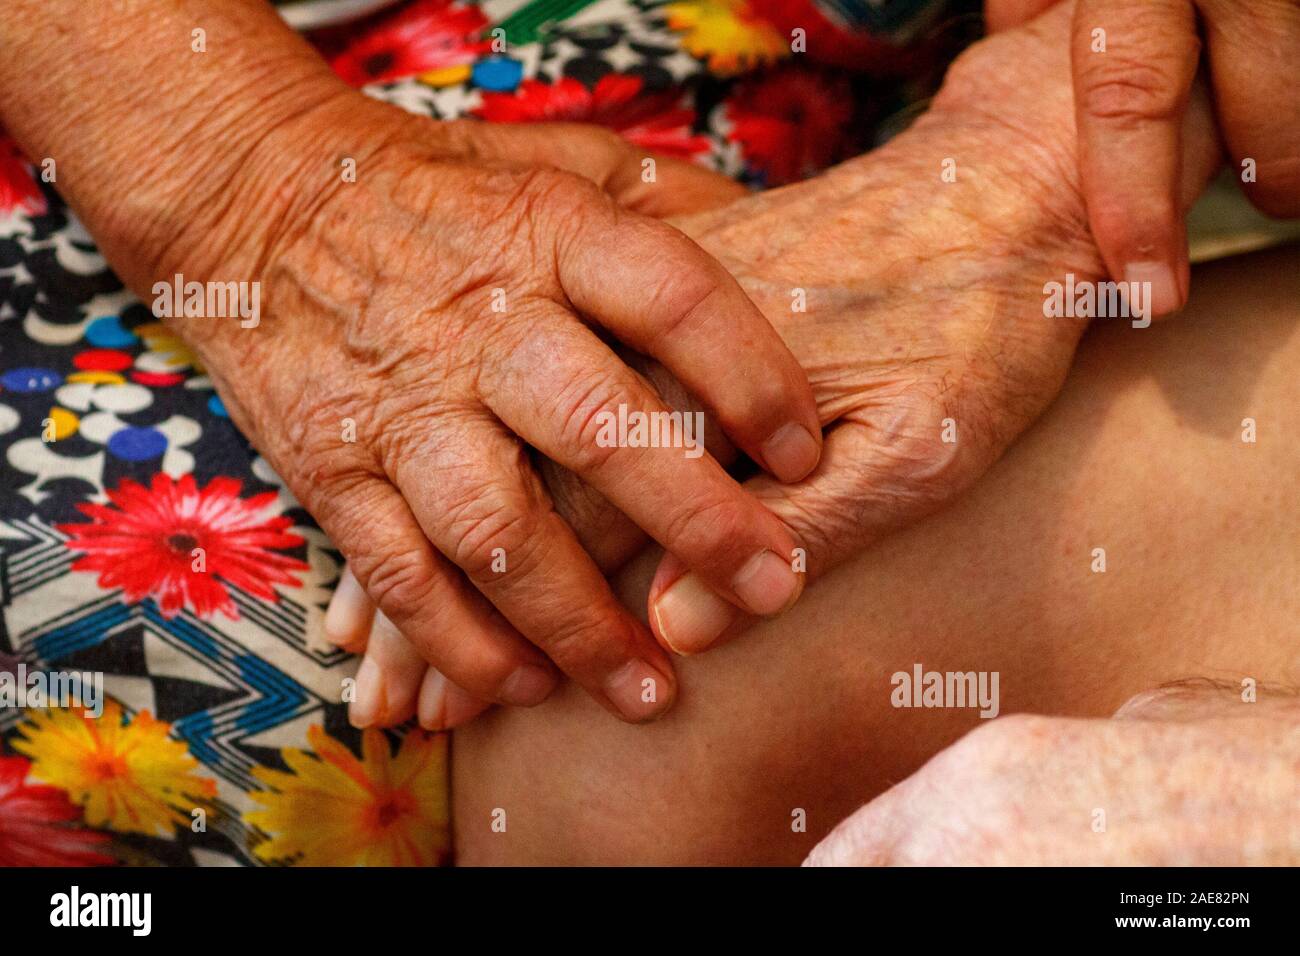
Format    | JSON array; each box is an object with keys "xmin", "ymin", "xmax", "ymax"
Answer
[
  {"xmin": 1241, "ymin": 155, "xmax": 1300, "ymax": 217},
  {"xmin": 858, "ymin": 386, "xmax": 977, "ymax": 517},
  {"xmin": 356, "ymin": 547, "xmax": 436, "ymax": 616},
  {"xmin": 543, "ymin": 607, "xmax": 628, "ymax": 671},
  {"xmin": 641, "ymin": 243, "xmax": 722, "ymax": 344},
  {"xmin": 960, "ymin": 713, "xmax": 1058, "ymax": 763},
  {"xmin": 661, "ymin": 493, "xmax": 752, "ymax": 561},
  {"xmin": 1078, "ymin": 55, "xmax": 1189, "ymax": 125},
  {"xmin": 546, "ymin": 369, "xmax": 632, "ymax": 474},
  {"xmin": 517, "ymin": 167, "xmax": 605, "ymax": 233},
  {"xmin": 444, "ymin": 491, "xmax": 542, "ymax": 579},
  {"xmin": 565, "ymin": 124, "xmax": 634, "ymax": 166}
]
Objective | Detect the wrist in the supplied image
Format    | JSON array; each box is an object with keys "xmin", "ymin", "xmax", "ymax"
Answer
[{"xmin": 0, "ymin": 0, "xmax": 348, "ymax": 292}]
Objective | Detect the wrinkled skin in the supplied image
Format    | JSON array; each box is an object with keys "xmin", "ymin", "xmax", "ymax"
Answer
[
  {"xmin": 807, "ymin": 686, "xmax": 1300, "ymax": 865},
  {"xmin": 150, "ymin": 97, "xmax": 831, "ymax": 724},
  {"xmin": 331, "ymin": 1, "xmax": 1226, "ymax": 728},
  {"xmin": 991, "ymin": 0, "xmax": 1300, "ymax": 316}
]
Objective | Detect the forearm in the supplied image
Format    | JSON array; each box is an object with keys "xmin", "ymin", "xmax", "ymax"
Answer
[{"xmin": 0, "ymin": 0, "xmax": 347, "ymax": 292}]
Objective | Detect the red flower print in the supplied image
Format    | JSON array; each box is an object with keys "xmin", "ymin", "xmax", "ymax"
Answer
[
  {"xmin": 725, "ymin": 67, "xmax": 853, "ymax": 185},
  {"xmin": 0, "ymin": 133, "xmax": 47, "ymax": 217},
  {"xmin": 0, "ymin": 754, "xmax": 113, "ymax": 866},
  {"xmin": 59, "ymin": 474, "xmax": 309, "ymax": 620},
  {"xmin": 330, "ymin": 0, "xmax": 490, "ymax": 86},
  {"xmin": 476, "ymin": 75, "xmax": 711, "ymax": 159}
]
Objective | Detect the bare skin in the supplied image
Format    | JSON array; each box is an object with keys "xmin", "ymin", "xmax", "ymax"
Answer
[
  {"xmin": 809, "ymin": 688, "xmax": 1300, "ymax": 866},
  {"xmin": 451, "ymin": 242, "xmax": 1300, "ymax": 864}
]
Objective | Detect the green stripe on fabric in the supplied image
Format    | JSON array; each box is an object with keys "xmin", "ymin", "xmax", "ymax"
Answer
[{"xmin": 494, "ymin": 0, "xmax": 601, "ymax": 45}]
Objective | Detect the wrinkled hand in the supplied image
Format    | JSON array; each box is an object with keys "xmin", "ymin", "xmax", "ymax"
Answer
[
  {"xmin": 329, "ymin": 0, "xmax": 1225, "ymax": 726},
  {"xmin": 806, "ymin": 685, "xmax": 1300, "ymax": 865},
  {"xmin": 642, "ymin": 0, "xmax": 1224, "ymax": 654},
  {"xmin": 162, "ymin": 93, "xmax": 824, "ymax": 725},
  {"xmin": 322, "ymin": 127, "xmax": 757, "ymax": 730},
  {"xmin": 990, "ymin": 0, "xmax": 1300, "ymax": 315}
]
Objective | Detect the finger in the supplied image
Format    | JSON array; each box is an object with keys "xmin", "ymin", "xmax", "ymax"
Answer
[
  {"xmin": 546, "ymin": 187, "xmax": 823, "ymax": 483},
  {"xmin": 1072, "ymin": 0, "xmax": 1201, "ymax": 317},
  {"xmin": 603, "ymin": 150, "xmax": 750, "ymax": 217},
  {"xmin": 436, "ymin": 121, "xmax": 746, "ymax": 215},
  {"xmin": 389, "ymin": 421, "xmax": 679, "ymax": 723},
  {"xmin": 984, "ymin": 0, "xmax": 1061, "ymax": 32},
  {"xmin": 324, "ymin": 565, "xmax": 374, "ymax": 653},
  {"xmin": 1199, "ymin": 0, "xmax": 1300, "ymax": 217},
  {"xmin": 307, "ymin": 475, "xmax": 560, "ymax": 706},
  {"xmin": 539, "ymin": 349, "xmax": 741, "ymax": 574},
  {"xmin": 649, "ymin": 404, "xmax": 985, "ymax": 654},
  {"xmin": 329, "ymin": 560, "xmax": 496, "ymax": 730},
  {"xmin": 349, "ymin": 611, "xmax": 425, "ymax": 728},
  {"xmin": 417, "ymin": 667, "xmax": 492, "ymax": 731},
  {"xmin": 487, "ymin": 314, "xmax": 806, "ymax": 623},
  {"xmin": 536, "ymin": 458, "xmax": 645, "ymax": 572}
]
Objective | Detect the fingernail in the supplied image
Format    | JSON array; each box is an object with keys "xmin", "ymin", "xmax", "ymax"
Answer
[
  {"xmin": 604, "ymin": 659, "xmax": 673, "ymax": 721},
  {"xmin": 732, "ymin": 549, "xmax": 801, "ymax": 616},
  {"xmin": 499, "ymin": 664, "xmax": 558, "ymax": 707},
  {"xmin": 324, "ymin": 567, "xmax": 371, "ymax": 647},
  {"xmin": 418, "ymin": 669, "xmax": 486, "ymax": 730},
  {"xmin": 762, "ymin": 422, "xmax": 820, "ymax": 482},
  {"xmin": 350, "ymin": 658, "xmax": 383, "ymax": 728},
  {"xmin": 417, "ymin": 668, "xmax": 448, "ymax": 729},
  {"xmin": 1124, "ymin": 261, "xmax": 1181, "ymax": 320},
  {"xmin": 652, "ymin": 572, "xmax": 738, "ymax": 654}
]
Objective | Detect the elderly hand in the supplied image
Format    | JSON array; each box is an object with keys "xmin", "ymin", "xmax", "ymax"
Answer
[
  {"xmin": 989, "ymin": 0, "xmax": 1300, "ymax": 315},
  {"xmin": 328, "ymin": 0, "xmax": 1226, "ymax": 725},
  {"xmin": 805, "ymin": 686, "xmax": 1300, "ymax": 865},
  {"xmin": 643, "ymin": 0, "xmax": 1224, "ymax": 654},
  {"xmin": 0, "ymin": 0, "xmax": 823, "ymax": 724}
]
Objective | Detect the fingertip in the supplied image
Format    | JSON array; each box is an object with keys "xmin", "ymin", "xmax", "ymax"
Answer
[
  {"xmin": 761, "ymin": 422, "xmax": 821, "ymax": 483},
  {"xmin": 498, "ymin": 663, "xmax": 560, "ymax": 708},
  {"xmin": 1123, "ymin": 259, "xmax": 1186, "ymax": 319},
  {"xmin": 602, "ymin": 657, "xmax": 677, "ymax": 722},
  {"xmin": 417, "ymin": 668, "xmax": 490, "ymax": 730},
  {"xmin": 651, "ymin": 571, "xmax": 737, "ymax": 655},
  {"xmin": 349, "ymin": 656, "xmax": 383, "ymax": 729},
  {"xmin": 325, "ymin": 565, "xmax": 374, "ymax": 649},
  {"xmin": 416, "ymin": 667, "xmax": 447, "ymax": 730}
]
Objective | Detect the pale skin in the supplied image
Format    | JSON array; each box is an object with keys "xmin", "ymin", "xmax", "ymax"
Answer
[{"xmin": 808, "ymin": 689, "xmax": 1300, "ymax": 866}]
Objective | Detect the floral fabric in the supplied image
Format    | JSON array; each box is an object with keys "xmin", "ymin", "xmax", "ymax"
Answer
[{"xmin": 0, "ymin": 0, "xmax": 960, "ymax": 866}]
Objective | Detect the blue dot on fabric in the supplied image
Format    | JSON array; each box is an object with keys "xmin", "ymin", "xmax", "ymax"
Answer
[
  {"xmin": 86, "ymin": 315, "xmax": 138, "ymax": 348},
  {"xmin": 472, "ymin": 58, "xmax": 524, "ymax": 91},
  {"xmin": 207, "ymin": 394, "xmax": 228, "ymax": 418},
  {"xmin": 1, "ymin": 367, "xmax": 62, "ymax": 393},
  {"xmin": 107, "ymin": 427, "xmax": 168, "ymax": 461}
]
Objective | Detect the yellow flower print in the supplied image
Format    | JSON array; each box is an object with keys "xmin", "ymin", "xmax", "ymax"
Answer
[
  {"xmin": 664, "ymin": 0, "xmax": 789, "ymax": 76},
  {"xmin": 12, "ymin": 698, "xmax": 217, "ymax": 838},
  {"xmin": 246, "ymin": 726, "xmax": 449, "ymax": 866}
]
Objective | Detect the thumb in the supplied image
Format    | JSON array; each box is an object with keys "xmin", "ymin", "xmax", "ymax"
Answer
[
  {"xmin": 648, "ymin": 394, "xmax": 992, "ymax": 656},
  {"xmin": 436, "ymin": 119, "xmax": 745, "ymax": 215}
]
